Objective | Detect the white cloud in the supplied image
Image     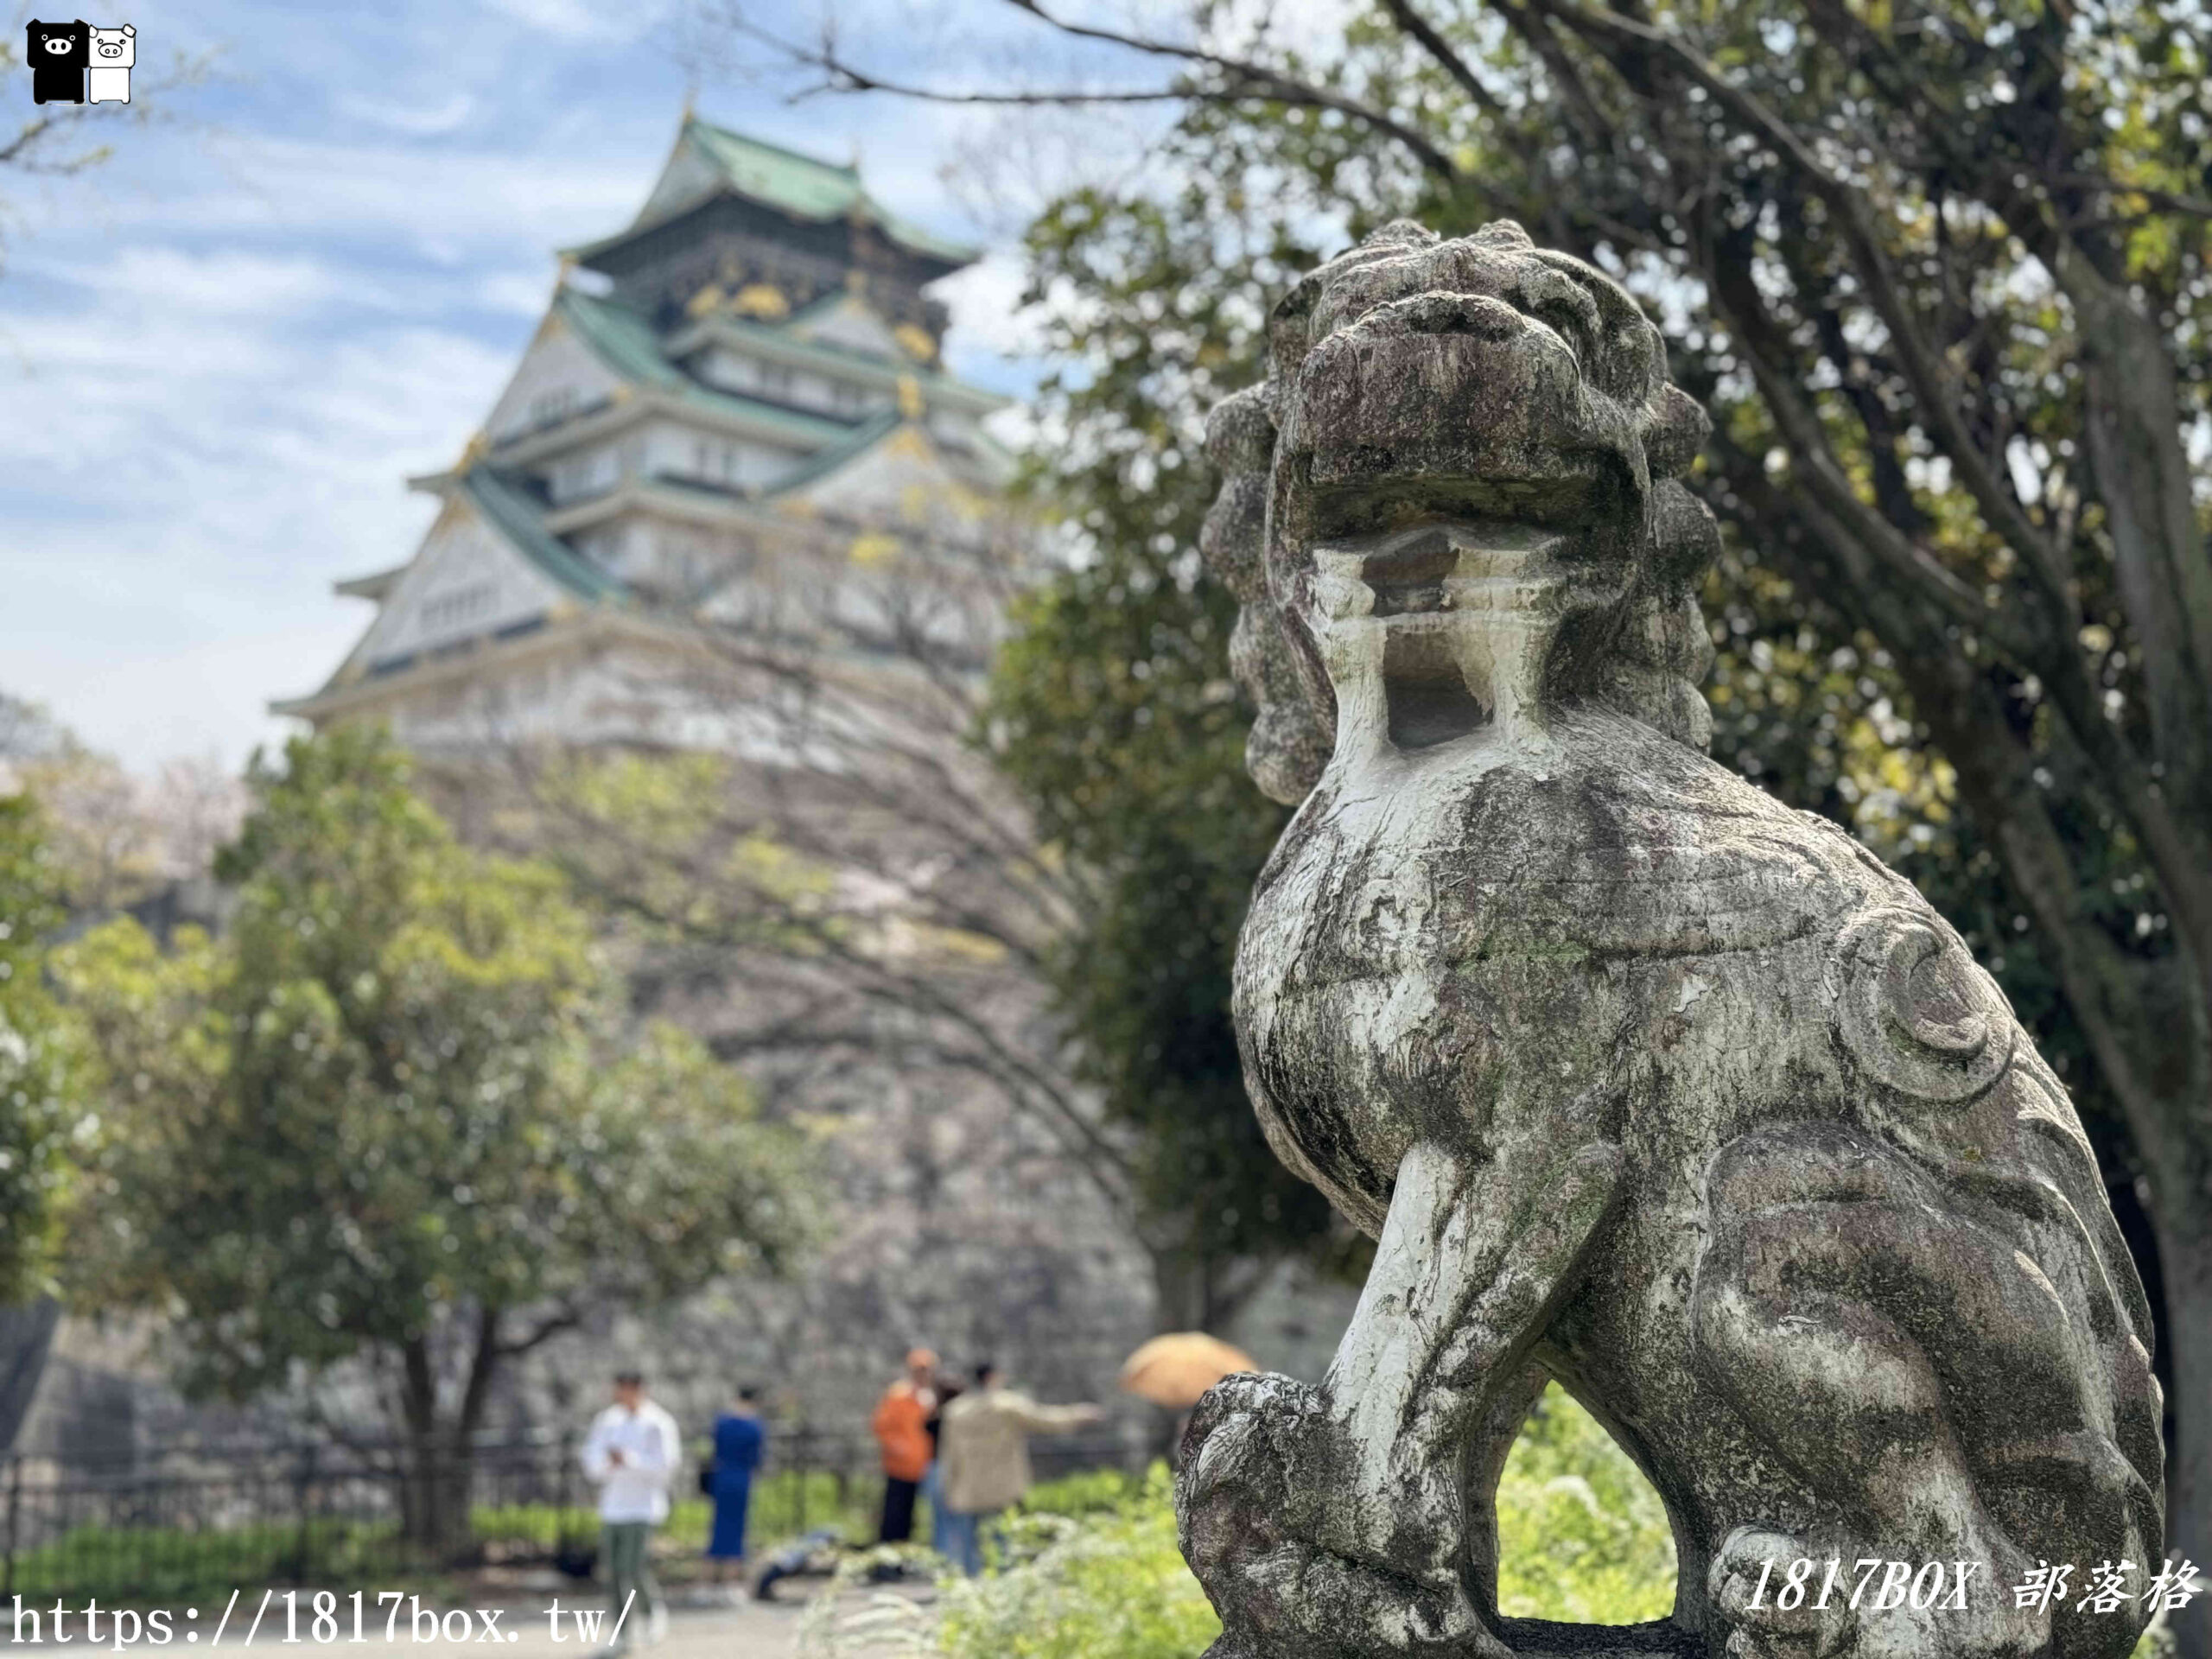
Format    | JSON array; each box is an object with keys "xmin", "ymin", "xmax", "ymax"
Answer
[
  {"xmin": 480, "ymin": 0, "xmax": 671, "ymax": 42},
  {"xmin": 335, "ymin": 92, "xmax": 480, "ymax": 137},
  {"xmin": 121, "ymin": 135, "xmax": 650, "ymax": 250},
  {"xmin": 0, "ymin": 234, "xmax": 516, "ymax": 770},
  {"xmin": 68, "ymin": 245, "xmax": 343, "ymax": 317},
  {"xmin": 476, "ymin": 266, "xmax": 560, "ymax": 317}
]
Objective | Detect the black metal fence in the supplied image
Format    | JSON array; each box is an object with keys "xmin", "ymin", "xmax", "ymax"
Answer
[{"xmin": 0, "ymin": 1426, "xmax": 1138, "ymax": 1604}]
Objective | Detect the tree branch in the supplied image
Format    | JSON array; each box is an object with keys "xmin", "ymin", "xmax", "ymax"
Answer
[
  {"xmin": 1535, "ymin": 0, "xmax": 2078, "ymax": 642},
  {"xmin": 718, "ymin": 0, "xmax": 1465, "ymax": 181}
]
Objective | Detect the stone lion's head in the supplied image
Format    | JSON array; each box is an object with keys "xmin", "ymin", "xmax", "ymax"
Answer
[{"xmin": 1202, "ymin": 219, "xmax": 1719, "ymax": 804}]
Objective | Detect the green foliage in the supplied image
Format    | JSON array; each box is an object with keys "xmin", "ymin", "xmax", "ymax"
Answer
[
  {"xmin": 1003, "ymin": 0, "xmax": 2212, "ymax": 1290},
  {"xmin": 935, "ymin": 1469, "xmax": 1222, "ymax": 1659},
  {"xmin": 471, "ymin": 1465, "xmax": 879, "ymax": 1559},
  {"xmin": 3, "ymin": 1516, "xmax": 441, "ymax": 1609},
  {"xmin": 10, "ymin": 1466, "xmax": 878, "ymax": 1609},
  {"xmin": 918, "ymin": 1396, "xmax": 1675, "ymax": 1658},
  {"xmin": 55, "ymin": 726, "xmax": 814, "ymax": 1414},
  {"xmin": 1495, "ymin": 1384, "xmax": 1677, "ymax": 1624},
  {"xmin": 0, "ymin": 789, "xmax": 84, "ymax": 1300},
  {"xmin": 1017, "ymin": 1466, "xmax": 1148, "ymax": 1522},
  {"xmin": 984, "ymin": 366, "xmax": 1340, "ymax": 1324}
]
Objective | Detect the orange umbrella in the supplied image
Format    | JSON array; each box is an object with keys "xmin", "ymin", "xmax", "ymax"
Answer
[{"xmin": 1118, "ymin": 1332, "xmax": 1259, "ymax": 1409}]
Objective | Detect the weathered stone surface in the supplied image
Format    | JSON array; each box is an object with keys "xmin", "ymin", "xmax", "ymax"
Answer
[{"xmin": 1180, "ymin": 220, "xmax": 2162, "ymax": 1659}]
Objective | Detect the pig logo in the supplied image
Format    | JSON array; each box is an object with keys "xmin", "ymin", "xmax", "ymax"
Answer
[
  {"xmin": 86, "ymin": 23, "xmax": 132, "ymax": 105},
  {"xmin": 25, "ymin": 20, "xmax": 88, "ymax": 105}
]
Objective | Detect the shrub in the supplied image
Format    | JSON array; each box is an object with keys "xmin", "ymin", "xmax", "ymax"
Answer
[
  {"xmin": 1494, "ymin": 1382, "xmax": 1677, "ymax": 1624},
  {"xmin": 934, "ymin": 1469, "xmax": 1218, "ymax": 1659}
]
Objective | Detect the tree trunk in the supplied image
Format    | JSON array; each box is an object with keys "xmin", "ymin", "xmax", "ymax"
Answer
[
  {"xmin": 397, "ymin": 1434, "xmax": 476, "ymax": 1564},
  {"xmin": 0, "ymin": 1298, "xmax": 59, "ymax": 1453},
  {"xmin": 2156, "ymin": 1217, "xmax": 2212, "ymax": 1659},
  {"xmin": 392, "ymin": 1319, "xmax": 505, "ymax": 1567}
]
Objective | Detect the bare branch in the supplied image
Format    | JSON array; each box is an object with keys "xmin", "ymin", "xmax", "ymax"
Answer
[{"xmin": 715, "ymin": 0, "xmax": 1465, "ymax": 181}]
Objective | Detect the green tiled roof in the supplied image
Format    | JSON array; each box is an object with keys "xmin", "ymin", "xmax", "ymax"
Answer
[
  {"xmin": 556, "ymin": 286, "xmax": 684, "ymax": 389},
  {"xmin": 760, "ymin": 410, "xmax": 904, "ymax": 498},
  {"xmin": 461, "ymin": 468, "xmax": 625, "ymax": 602},
  {"xmin": 569, "ymin": 119, "xmax": 978, "ymax": 271},
  {"xmin": 554, "ymin": 289, "xmax": 855, "ymax": 443},
  {"xmin": 684, "ymin": 121, "xmax": 978, "ymax": 266},
  {"xmin": 675, "ymin": 308, "xmax": 1005, "ymax": 412}
]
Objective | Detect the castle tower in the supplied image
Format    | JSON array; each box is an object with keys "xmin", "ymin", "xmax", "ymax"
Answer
[
  {"xmin": 260, "ymin": 119, "xmax": 1192, "ymax": 1434},
  {"xmin": 273, "ymin": 116, "xmax": 1013, "ymax": 751}
]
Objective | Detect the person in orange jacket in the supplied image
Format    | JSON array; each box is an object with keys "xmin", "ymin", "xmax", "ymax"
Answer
[{"xmin": 870, "ymin": 1347, "xmax": 938, "ymax": 1543}]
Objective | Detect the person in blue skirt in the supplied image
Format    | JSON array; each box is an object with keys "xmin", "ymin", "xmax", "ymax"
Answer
[{"xmin": 705, "ymin": 1386, "xmax": 766, "ymax": 1593}]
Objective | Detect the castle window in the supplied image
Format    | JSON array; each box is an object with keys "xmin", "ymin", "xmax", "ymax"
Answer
[
  {"xmin": 421, "ymin": 582, "xmax": 495, "ymax": 637},
  {"xmin": 529, "ymin": 386, "xmax": 578, "ymax": 428}
]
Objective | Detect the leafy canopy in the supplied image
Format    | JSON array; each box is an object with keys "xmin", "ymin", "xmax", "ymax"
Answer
[
  {"xmin": 0, "ymin": 790, "xmax": 85, "ymax": 1302},
  {"xmin": 59, "ymin": 726, "xmax": 814, "ymax": 1403}
]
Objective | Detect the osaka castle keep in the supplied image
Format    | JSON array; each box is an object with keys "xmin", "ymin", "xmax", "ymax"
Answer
[{"xmin": 274, "ymin": 115, "xmax": 1014, "ymax": 749}]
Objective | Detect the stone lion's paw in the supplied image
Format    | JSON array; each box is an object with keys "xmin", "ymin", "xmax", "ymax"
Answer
[{"xmin": 1709, "ymin": 1527, "xmax": 1831, "ymax": 1659}]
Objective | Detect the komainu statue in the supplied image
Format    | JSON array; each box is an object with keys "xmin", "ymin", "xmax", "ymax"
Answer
[{"xmin": 1179, "ymin": 220, "xmax": 2163, "ymax": 1659}]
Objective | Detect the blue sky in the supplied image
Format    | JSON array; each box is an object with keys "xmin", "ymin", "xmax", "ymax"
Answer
[{"xmin": 0, "ymin": 0, "xmax": 1134, "ymax": 772}]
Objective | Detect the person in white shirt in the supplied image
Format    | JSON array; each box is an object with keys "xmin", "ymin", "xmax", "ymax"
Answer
[{"xmin": 580, "ymin": 1371, "xmax": 682, "ymax": 1650}]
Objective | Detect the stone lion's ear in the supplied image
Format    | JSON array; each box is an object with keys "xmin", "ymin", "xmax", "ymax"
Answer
[
  {"xmin": 1644, "ymin": 384, "xmax": 1712, "ymax": 480},
  {"xmin": 1205, "ymin": 383, "xmax": 1277, "ymax": 475},
  {"xmin": 1471, "ymin": 220, "xmax": 1536, "ymax": 251}
]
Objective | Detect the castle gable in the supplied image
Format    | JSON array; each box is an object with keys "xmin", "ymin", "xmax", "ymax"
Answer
[
  {"xmin": 779, "ymin": 423, "xmax": 992, "ymax": 539},
  {"xmin": 785, "ymin": 293, "xmax": 911, "ymax": 363},
  {"xmin": 632, "ymin": 134, "xmax": 728, "ymax": 227},
  {"xmin": 484, "ymin": 310, "xmax": 631, "ymax": 444},
  {"xmin": 334, "ymin": 486, "xmax": 588, "ymax": 680}
]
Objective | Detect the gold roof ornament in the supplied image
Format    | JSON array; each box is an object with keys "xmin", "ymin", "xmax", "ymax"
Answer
[
  {"xmin": 732, "ymin": 283, "xmax": 789, "ymax": 320},
  {"xmin": 848, "ymin": 531, "xmax": 899, "ymax": 567},
  {"xmin": 893, "ymin": 322, "xmax": 938, "ymax": 364},
  {"xmin": 897, "ymin": 374, "xmax": 925, "ymax": 419},
  {"xmin": 457, "ymin": 429, "xmax": 491, "ymax": 467},
  {"xmin": 685, "ymin": 283, "xmax": 728, "ymax": 319}
]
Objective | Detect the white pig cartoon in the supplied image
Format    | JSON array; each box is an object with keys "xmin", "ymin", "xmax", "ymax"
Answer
[{"xmin": 87, "ymin": 24, "xmax": 133, "ymax": 105}]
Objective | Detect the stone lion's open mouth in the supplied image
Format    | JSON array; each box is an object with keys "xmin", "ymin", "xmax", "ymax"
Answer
[
  {"xmin": 1358, "ymin": 533, "xmax": 1458, "ymax": 617},
  {"xmin": 1337, "ymin": 523, "xmax": 1589, "ymax": 621},
  {"xmin": 1312, "ymin": 524, "xmax": 1599, "ymax": 752}
]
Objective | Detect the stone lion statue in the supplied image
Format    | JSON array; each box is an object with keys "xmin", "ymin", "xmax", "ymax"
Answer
[{"xmin": 1179, "ymin": 219, "xmax": 2163, "ymax": 1659}]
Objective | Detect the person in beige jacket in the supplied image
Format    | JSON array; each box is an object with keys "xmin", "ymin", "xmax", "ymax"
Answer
[{"xmin": 933, "ymin": 1362, "xmax": 1103, "ymax": 1575}]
